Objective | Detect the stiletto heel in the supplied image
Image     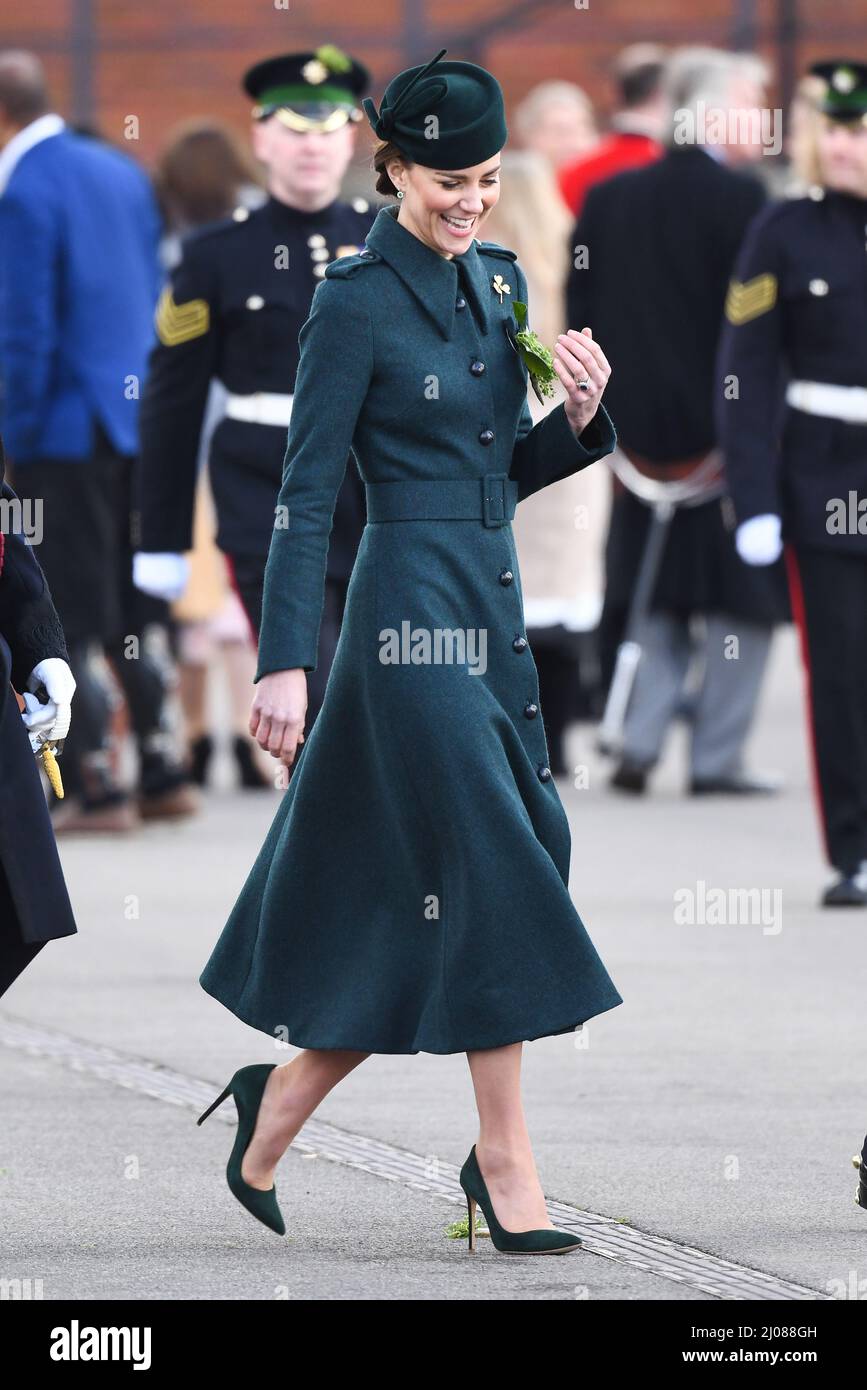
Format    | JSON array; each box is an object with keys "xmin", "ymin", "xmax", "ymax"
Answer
[
  {"xmin": 196, "ymin": 1084, "xmax": 232, "ymax": 1125},
  {"xmin": 467, "ymin": 1194, "xmax": 477, "ymax": 1252},
  {"xmin": 459, "ymin": 1145, "xmax": 582, "ymax": 1255},
  {"xmin": 196, "ymin": 1063, "xmax": 286, "ymax": 1235}
]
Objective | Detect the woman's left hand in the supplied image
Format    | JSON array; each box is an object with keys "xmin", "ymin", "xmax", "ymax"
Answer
[{"xmin": 553, "ymin": 327, "xmax": 612, "ymax": 437}]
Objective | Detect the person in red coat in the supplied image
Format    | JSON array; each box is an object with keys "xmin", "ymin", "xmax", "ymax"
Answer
[{"xmin": 558, "ymin": 44, "xmax": 667, "ymax": 219}]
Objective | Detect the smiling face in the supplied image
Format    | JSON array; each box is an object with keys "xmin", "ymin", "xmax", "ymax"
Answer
[
  {"xmin": 817, "ymin": 116, "xmax": 867, "ymax": 197},
  {"xmin": 386, "ymin": 154, "xmax": 502, "ymax": 258}
]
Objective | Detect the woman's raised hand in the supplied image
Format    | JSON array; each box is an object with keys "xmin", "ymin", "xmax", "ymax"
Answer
[
  {"xmin": 250, "ymin": 669, "xmax": 308, "ymax": 767},
  {"xmin": 553, "ymin": 326, "xmax": 612, "ymax": 437}
]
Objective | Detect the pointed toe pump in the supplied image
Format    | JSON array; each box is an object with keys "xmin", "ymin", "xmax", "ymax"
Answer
[
  {"xmin": 459, "ymin": 1146, "xmax": 582, "ymax": 1255},
  {"xmin": 197, "ymin": 1063, "xmax": 286, "ymax": 1236}
]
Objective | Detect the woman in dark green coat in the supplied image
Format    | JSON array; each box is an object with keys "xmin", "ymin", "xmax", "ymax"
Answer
[{"xmin": 197, "ymin": 50, "xmax": 623, "ymax": 1252}]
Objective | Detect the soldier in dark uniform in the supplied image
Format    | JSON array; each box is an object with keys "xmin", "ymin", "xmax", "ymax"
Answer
[
  {"xmin": 134, "ymin": 46, "xmax": 375, "ymax": 735},
  {"xmin": 717, "ymin": 60, "xmax": 867, "ymax": 907},
  {"xmin": 0, "ymin": 435, "xmax": 77, "ymax": 995}
]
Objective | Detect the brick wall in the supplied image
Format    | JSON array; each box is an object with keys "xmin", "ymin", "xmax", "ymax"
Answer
[{"xmin": 0, "ymin": 0, "xmax": 860, "ymax": 168}]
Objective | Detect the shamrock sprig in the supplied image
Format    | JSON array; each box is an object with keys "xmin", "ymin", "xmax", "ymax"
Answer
[{"xmin": 512, "ymin": 300, "xmax": 556, "ymax": 402}]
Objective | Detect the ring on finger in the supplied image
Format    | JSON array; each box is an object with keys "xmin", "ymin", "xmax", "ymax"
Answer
[{"xmin": 574, "ymin": 376, "xmax": 592, "ymax": 391}]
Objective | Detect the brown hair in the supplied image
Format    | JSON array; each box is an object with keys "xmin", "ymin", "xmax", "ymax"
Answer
[
  {"xmin": 155, "ymin": 120, "xmax": 263, "ymax": 230},
  {"xmin": 371, "ymin": 139, "xmax": 414, "ymax": 197}
]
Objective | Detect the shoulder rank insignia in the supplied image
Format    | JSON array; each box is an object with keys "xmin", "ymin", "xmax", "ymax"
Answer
[
  {"xmin": 155, "ymin": 286, "xmax": 210, "ymax": 346},
  {"xmin": 725, "ymin": 272, "xmax": 777, "ymax": 326}
]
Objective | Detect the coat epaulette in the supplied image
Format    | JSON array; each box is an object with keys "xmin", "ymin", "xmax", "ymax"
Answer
[
  {"xmin": 325, "ymin": 248, "xmax": 382, "ymax": 279},
  {"xmin": 476, "ymin": 241, "xmax": 518, "ymax": 262}
]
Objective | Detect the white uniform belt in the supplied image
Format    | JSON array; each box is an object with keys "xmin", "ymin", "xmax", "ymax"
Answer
[
  {"xmin": 224, "ymin": 391, "xmax": 294, "ymax": 427},
  {"xmin": 786, "ymin": 380, "xmax": 867, "ymax": 424}
]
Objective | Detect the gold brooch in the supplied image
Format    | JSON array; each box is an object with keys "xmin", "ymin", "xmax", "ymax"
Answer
[{"xmin": 492, "ymin": 274, "xmax": 511, "ymax": 304}]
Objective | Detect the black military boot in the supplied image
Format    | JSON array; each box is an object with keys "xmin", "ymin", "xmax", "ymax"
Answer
[
  {"xmin": 822, "ymin": 863, "xmax": 867, "ymax": 908},
  {"xmin": 138, "ymin": 734, "xmax": 200, "ymax": 820}
]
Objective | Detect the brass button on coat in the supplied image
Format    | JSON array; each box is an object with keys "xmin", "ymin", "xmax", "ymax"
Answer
[
  {"xmin": 498, "ymin": 568, "xmax": 513, "ymax": 586},
  {"xmin": 479, "ymin": 428, "xmax": 495, "ymax": 445},
  {"xmin": 512, "ymin": 635, "xmax": 528, "ymax": 653},
  {"xmin": 537, "ymin": 764, "xmax": 552, "ymax": 782},
  {"xmin": 523, "ymin": 701, "xmax": 539, "ymax": 719}
]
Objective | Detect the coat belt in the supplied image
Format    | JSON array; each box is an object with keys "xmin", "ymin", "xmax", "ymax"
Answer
[{"xmin": 365, "ymin": 474, "xmax": 519, "ymax": 528}]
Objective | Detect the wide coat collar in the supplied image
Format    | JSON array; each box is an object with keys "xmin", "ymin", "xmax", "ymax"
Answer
[{"xmin": 364, "ymin": 203, "xmax": 495, "ymax": 340}]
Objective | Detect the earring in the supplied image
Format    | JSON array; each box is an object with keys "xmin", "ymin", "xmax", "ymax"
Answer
[{"xmin": 396, "ymin": 189, "xmax": 405, "ymax": 199}]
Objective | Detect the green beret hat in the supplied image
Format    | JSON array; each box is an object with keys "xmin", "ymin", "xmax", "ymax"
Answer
[
  {"xmin": 362, "ymin": 48, "xmax": 507, "ymax": 169},
  {"xmin": 809, "ymin": 60, "xmax": 867, "ymax": 124}
]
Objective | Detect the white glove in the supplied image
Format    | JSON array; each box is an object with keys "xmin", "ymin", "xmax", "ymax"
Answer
[
  {"xmin": 23, "ymin": 657, "xmax": 77, "ymax": 744},
  {"xmin": 735, "ymin": 514, "xmax": 782, "ymax": 566},
  {"xmin": 133, "ymin": 551, "xmax": 190, "ymax": 601}
]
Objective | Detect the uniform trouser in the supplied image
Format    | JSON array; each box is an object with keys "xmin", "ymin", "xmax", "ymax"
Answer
[
  {"xmin": 786, "ymin": 544, "xmax": 867, "ymax": 875},
  {"xmin": 622, "ymin": 610, "xmax": 773, "ymax": 779},
  {"xmin": 11, "ymin": 431, "xmax": 175, "ymax": 803},
  {"xmin": 0, "ymin": 857, "xmax": 45, "ymax": 997},
  {"xmin": 226, "ymin": 553, "xmax": 350, "ymax": 736}
]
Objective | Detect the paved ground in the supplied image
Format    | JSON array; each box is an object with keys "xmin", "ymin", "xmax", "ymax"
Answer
[{"xmin": 2, "ymin": 627, "xmax": 865, "ymax": 1300}]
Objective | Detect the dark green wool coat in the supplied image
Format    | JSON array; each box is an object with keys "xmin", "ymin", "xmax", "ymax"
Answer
[{"xmin": 199, "ymin": 202, "xmax": 623, "ymax": 1054}]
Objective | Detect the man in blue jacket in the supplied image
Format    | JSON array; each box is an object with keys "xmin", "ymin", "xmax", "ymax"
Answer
[{"xmin": 0, "ymin": 50, "xmax": 197, "ymax": 831}]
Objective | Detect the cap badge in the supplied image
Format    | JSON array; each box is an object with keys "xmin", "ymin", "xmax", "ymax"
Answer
[
  {"xmin": 301, "ymin": 58, "xmax": 329, "ymax": 85},
  {"xmin": 832, "ymin": 66, "xmax": 857, "ymax": 94}
]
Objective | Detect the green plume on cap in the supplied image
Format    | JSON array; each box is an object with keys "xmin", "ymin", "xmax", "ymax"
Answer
[{"xmin": 315, "ymin": 44, "xmax": 352, "ymax": 74}]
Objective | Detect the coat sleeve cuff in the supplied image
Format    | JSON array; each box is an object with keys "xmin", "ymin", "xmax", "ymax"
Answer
[{"xmin": 511, "ymin": 400, "xmax": 617, "ymax": 502}]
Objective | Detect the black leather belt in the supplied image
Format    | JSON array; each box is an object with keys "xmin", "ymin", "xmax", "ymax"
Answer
[{"xmin": 365, "ymin": 473, "xmax": 518, "ymax": 528}]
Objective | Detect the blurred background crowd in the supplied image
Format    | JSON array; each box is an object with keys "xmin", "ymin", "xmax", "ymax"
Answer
[{"xmin": 0, "ymin": 3, "xmax": 862, "ymax": 894}]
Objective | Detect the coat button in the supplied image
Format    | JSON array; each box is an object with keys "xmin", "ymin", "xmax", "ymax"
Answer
[
  {"xmin": 498, "ymin": 568, "xmax": 513, "ymax": 586},
  {"xmin": 479, "ymin": 428, "xmax": 495, "ymax": 445},
  {"xmin": 537, "ymin": 763, "xmax": 552, "ymax": 782},
  {"xmin": 523, "ymin": 701, "xmax": 539, "ymax": 719},
  {"xmin": 456, "ymin": 295, "xmax": 467, "ymax": 310},
  {"xmin": 512, "ymin": 635, "xmax": 528, "ymax": 653},
  {"xmin": 470, "ymin": 359, "xmax": 486, "ymax": 376}
]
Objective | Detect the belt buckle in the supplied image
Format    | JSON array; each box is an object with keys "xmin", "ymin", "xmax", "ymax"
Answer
[{"xmin": 482, "ymin": 473, "xmax": 508, "ymax": 527}]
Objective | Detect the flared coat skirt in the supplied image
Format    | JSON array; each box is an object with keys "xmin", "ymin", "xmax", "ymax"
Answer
[{"xmin": 199, "ymin": 514, "xmax": 623, "ymax": 1053}]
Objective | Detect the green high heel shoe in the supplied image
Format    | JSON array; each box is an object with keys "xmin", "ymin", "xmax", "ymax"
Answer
[
  {"xmin": 197, "ymin": 1063, "xmax": 286, "ymax": 1236},
  {"xmin": 459, "ymin": 1145, "xmax": 582, "ymax": 1255}
]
